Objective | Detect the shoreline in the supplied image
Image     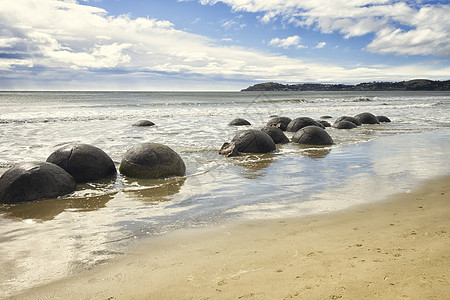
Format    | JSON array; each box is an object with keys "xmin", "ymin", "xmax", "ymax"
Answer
[{"xmin": 11, "ymin": 174, "xmax": 450, "ymax": 299}]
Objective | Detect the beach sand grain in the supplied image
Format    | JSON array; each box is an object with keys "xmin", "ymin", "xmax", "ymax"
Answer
[{"xmin": 11, "ymin": 175, "xmax": 450, "ymax": 300}]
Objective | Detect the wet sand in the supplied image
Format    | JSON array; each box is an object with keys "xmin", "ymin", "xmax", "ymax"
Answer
[{"xmin": 12, "ymin": 175, "xmax": 450, "ymax": 299}]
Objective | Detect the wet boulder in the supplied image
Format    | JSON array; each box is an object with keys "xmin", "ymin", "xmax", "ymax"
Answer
[
  {"xmin": 228, "ymin": 118, "xmax": 251, "ymax": 126},
  {"xmin": 335, "ymin": 116, "xmax": 361, "ymax": 126},
  {"xmin": 286, "ymin": 117, "xmax": 324, "ymax": 132},
  {"xmin": 377, "ymin": 115, "xmax": 391, "ymax": 123},
  {"xmin": 318, "ymin": 120, "xmax": 331, "ymax": 128},
  {"xmin": 0, "ymin": 162, "xmax": 76, "ymax": 204},
  {"xmin": 292, "ymin": 126, "xmax": 334, "ymax": 145},
  {"xmin": 120, "ymin": 143, "xmax": 186, "ymax": 179},
  {"xmin": 261, "ymin": 126, "xmax": 289, "ymax": 144},
  {"xmin": 355, "ymin": 112, "xmax": 380, "ymax": 124},
  {"xmin": 266, "ymin": 116, "xmax": 292, "ymax": 131},
  {"xmin": 133, "ymin": 120, "xmax": 155, "ymax": 127},
  {"xmin": 333, "ymin": 120, "xmax": 357, "ymax": 129},
  {"xmin": 219, "ymin": 130, "xmax": 276, "ymax": 157},
  {"xmin": 47, "ymin": 144, "xmax": 117, "ymax": 183}
]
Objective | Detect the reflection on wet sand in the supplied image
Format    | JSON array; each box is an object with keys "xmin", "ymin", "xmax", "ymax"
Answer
[
  {"xmin": 295, "ymin": 145, "xmax": 332, "ymax": 159},
  {"xmin": 0, "ymin": 193, "xmax": 115, "ymax": 222},
  {"xmin": 123, "ymin": 177, "xmax": 186, "ymax": 204},
  {"xmin": 230, "ymin": 154, "xmax": 275, "ymax": 179}
]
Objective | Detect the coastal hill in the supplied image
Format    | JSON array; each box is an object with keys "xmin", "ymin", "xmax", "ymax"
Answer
[{"xmin": 241, "ymin": 79, "xmax": 450, "ymax": 91}]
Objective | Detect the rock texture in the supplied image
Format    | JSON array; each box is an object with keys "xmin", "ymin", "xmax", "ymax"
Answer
[
  {"xmin": 0, "ymin": 162, "xmax": 76, "ymax": 204},
  {"xmin": 120, "ymin": 143, "xmax": 186, "ymax": 179},
  {"xmin": 47, "ymin": 144, "xmax": 117, "ymax": 183}
]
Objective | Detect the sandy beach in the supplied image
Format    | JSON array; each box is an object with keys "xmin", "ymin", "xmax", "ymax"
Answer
[{"xmin": 10, "ymin": 174, "xmax": 450, "ymax": 299}]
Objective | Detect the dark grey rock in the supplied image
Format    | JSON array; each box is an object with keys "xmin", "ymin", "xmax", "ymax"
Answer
[
  {"xmin": 286, "ymin": 117, "xmax": 324, "ymax": 132},
  {"xmin": 355, "ymin": 112, "xmax": 380, "ymax": 124},
  {"xmin": 320, "ymin": 115, "xmax": 333, "ymax": 119},
  {"xmin": 335, "ymin": 116, "xmax": 362, "ymax": 126},
  {"xmin": 377, "ymin": 115, "xmax": 391, "ymax": 122},
  {"xmin": 219, "ymin": 130, "xmax": 276, "ymax": 156},
  {"xmin": 133, "ymin": 120, "xmax": 155, "ymax": 127},
  {"xmin": 266, "ymin": 117, "xmax": 292, "ymax": 131},
  {"xmin": 119, "ymin": 143, "xmax": 186, "ymax": 179},
  {"xmin": 0, "ymin": 162, "xmax": 76, "ymax": 204},
  {"xmin": 318, "ymin": 120, "xmax": 331, "ymax": 128},
  {"xmin": 228, "ymin": 118, "xmax": 251, "ymax": 126},
  {"xmin": 47, "ymin": 144, "xmax": 117, "ymax": 183},
  {"xmin": 261, "ymin": 126, "xmax": 289, "ymax": 144},
  {"xmin": 292, "ymin": 126, "xmax": 334, "ymax": 145},
  {"xmin": 333, "ymin": 121, "xmax": 357, "ymax": 129}
]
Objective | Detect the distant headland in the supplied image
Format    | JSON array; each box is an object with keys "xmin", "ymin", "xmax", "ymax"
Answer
[{"xmin": 241, "ymin": 79, "xmax": 450, "ymax": 92}]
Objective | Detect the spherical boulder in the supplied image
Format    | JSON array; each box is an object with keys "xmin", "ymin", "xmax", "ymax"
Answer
[
  {"xmin": 228, "ymin": 118, "xmax": 251, "ymax": 126},
  {"xmin": 120, "ymin": 143, "xmax": 186, "ymax": 179},
  {"xmin": 377, "ymin": 115, "xmax": 391, "ymax": 123},
  {"xmin": 266, "ymin": 116, "xmax": 292, "ymax": 131},
  {"xmin": 292, "ymin": 126, "xmax": 334, "ymax": 145},
  {"xmin": 335, "ymin": 116, "xmax": 362, "ymax": 126},
  {"xmin": 318, "ymin": 120, "xmax": 331, "ymax": 128},
  {"xmin": 0, "ymin": 162, "xmax": 76, "ymax": 204},
  {"xmin": 219, "ymin": 130, "xmax": 276, "ymax": 156},
  {"xmin": 47, "ymin": 144, "xmax": 117, "ymax": 183},
  {"xmin": 286, "ymin": 117, "xmax": 324, "ymax": 132},
  {"xmin": 333, "ymin": 120, "xmax": 357, "ymax": 129},
  {"xmin": 261, "ymin": 126, "xmax": 289, "ymax": 144},
  {"xmin": 133, "ymin": 120, "xmax": 155, "ymax": 127},
  {"xmin": 354, "ymin": 112, "xmax": 380, "ymax": 124}
]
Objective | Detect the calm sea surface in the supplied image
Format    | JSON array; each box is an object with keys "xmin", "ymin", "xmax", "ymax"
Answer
[{"xmin": 1, "ymin": 90, "xmax": 450, "ymax": 296}]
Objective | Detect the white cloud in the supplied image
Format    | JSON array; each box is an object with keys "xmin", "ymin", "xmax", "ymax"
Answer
[
  {"xmin": 0, "ymin": 0, "xmax": 449, "ymax": 90},
  {"xmin": 199, "ymin": 0, "xmax": 450, "ymax": 57},
  {"xmin": 269, "ymin": 35, "xmax": 305, "ymax": 49},
  {"xmin": 315, "ymin": 42, "xmax": 326, "ymax": 49},
  {"xmin": 220, "ymin": 16, "xmax": 246, "ymax": 30}
]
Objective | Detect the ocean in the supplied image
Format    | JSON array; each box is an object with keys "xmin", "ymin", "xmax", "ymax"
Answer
[{"xmin": 1, "ymin": 90, "xmax": 450, "ymax": 296}]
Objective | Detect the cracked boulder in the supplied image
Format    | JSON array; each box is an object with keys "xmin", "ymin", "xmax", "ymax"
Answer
[
  {"xmin": 286, "ymin": 117, "xmax": 324, "ymax": 132},
  {"xmin": 291, "ymin": 126, "xmax": 334, "ymax": 145},
  {"xmin": 119, "ymin": 143, "xmax": 186, "ymax": 179},
  {"xmin": 0, "ymin": 162, "xmax": 76, "ymax": 204},
  {"xmin": 261, "ymin": 126, "xmax": 289, "ymax": 144},
  {"xmin": 266, "ymin": 116, "xmax": 292, "ymax": 131},
  {"xmin": 219, "ymin": 129, "xmax": 276, "ymax": 157},
  {"xmin": 47, "ymin": 144, "xmax": 117, "ymax": 183}
]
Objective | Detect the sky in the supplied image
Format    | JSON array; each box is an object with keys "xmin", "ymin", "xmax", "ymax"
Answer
[{"xmin": 0, "ymin": 0, "xmax": 449, "ymax": 91}]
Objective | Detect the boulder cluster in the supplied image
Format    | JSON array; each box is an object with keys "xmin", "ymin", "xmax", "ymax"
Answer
[
  {"xmin": 0, "ymin": 141, "xmax": 185, "ymax": 204},
  {"xmin": 220, "ymin": 112, "xmax": 390, "ymax": 156},
  {"xmin": 0, "ymin": 112, "xmax": 390, "ymax": 203}
]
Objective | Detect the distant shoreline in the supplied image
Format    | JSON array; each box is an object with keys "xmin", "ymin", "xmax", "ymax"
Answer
[{"xmin": 242, "ymin": 79, "xmax": 450, "ymax": 92}]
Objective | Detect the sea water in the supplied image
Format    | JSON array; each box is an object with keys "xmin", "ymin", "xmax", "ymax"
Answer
[{"xmin": 0, "ymin": 90, "xmax": 449, "ymax": 296}]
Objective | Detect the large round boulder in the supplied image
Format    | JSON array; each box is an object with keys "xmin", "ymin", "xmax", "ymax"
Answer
[
  {"xmin": 219, "ymin": 130, "xmax": 276, "ymax": 156},
  {"xmin": 133, "ymin": 120, "xmax": 155, "ymax": 127},
  {"xmin": 377, "ymin": 115, "xmax": 391, "ymax": 123},
  {"xmin": 286, "ymin": 117, "xmax": 324, "ymax": 132},
  {"xmin": 261, "ymin": 126, "xmax": 289, "ymax": 144},
  {"xmin": 335, "ymin": 116, "xmax": 362, "ymax": 126},
  {"xmin": 266, "ymin": 116, "xmax": 292, "ymax": 131},
  {"xmin": 228, "ymin": 118, "xmax": 251, "ymax": 126},
  {"xmin": 0, "ymin": 162, "xmax": 76, "ymax": 204},
  {"xmin": 47, "ymin": 144, "xmax": 117, "ymax": 183},
  {"xmin": 333, "ymin": 120, "xmax": 357, "ymax": 129},
  {"xmin": 119, "ymin": 143, "xmax": 186, "ymax": 179},
  {"xmin": 292, "ymin": 126, "xmax": 334, "ymax": 145},
  {"xmin": 355, "ymin": 112, "xmax": 380, "ymax": 124}
]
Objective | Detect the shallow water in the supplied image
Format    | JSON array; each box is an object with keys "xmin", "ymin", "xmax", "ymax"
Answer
[{"xmin": 0, "ymin": 91, "xmax": 450, "ymax": 296}]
